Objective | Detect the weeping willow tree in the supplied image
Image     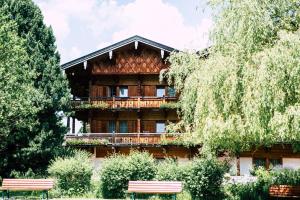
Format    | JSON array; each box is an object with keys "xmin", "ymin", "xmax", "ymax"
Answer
[{"xmin": 163, "ymin": 0, "xmax": 300, "ymax": 154}]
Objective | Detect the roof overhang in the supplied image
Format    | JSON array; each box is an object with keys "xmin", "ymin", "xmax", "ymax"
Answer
[{"xmin": 61, "ymin": 35, "xmax": 178, "ymax": 70}]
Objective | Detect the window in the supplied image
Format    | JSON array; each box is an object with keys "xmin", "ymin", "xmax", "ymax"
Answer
[
  {"xmin": 254, "ymin": 158, "xmax": 266, "ymax": 168},
  {"xmin": 108, "ymin": 121, "xmax": 116, "ymax": 133},
  {"xmin": 253, "ymin": 157, "xmax": 282, "ymax": 170},
  {"xmin": 119, "ymin": 86, "xmax": 128, "ymax": 97},
  {"xmin": 108, "ymin": 86, "xmax": 116, "ymax": 97},
  {"xmin": 156, "ymin": 121, "xmax": 165, "ymax": 133},
  {"xmin": 167, "ymin": 86, "xmax": 176, "ymax": 97},
  {"xmin": 119, "ymin": 121, "xmax": 128, "ymax": 133},
  {"xmin": 156, "ymin": 86, "xmax": 165, "ymax": 97},
  {"xmin": 270, "ymin": 158, "xmax": 282, "ymax": 169}
]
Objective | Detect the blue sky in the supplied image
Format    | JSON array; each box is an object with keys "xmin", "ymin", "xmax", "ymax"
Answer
[{"xmin": 34, "ymin": 0, "xmax": 213, "ymax": 64}]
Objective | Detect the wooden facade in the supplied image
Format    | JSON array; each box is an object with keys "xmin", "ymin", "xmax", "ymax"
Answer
[
  {"xmin": 62, "ymin": 36, "xmax": 196, "ymax": 159},
  {"xmin": 62, "ymin": 36, "xmax": 300, "ymax": 171}
]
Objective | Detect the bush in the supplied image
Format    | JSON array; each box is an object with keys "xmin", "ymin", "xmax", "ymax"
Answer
[
  {"xmin": 185, "ymin": 157, "xmax": 228, "ymax": 200},
  {"xmin": 99, "ymin": 151, "xmax": 156, "ymax": 199},
  {"xmin": 127, "ymin": 151, "xmax": 157, "ymax": 181},
  {"xmin": 272, "ymin": 168, "xmax": 300, "ymax": 185},
  {"xmin": 155, "ymin": 159, "xmax": 191, "ymax": 200},
  {"xmin": 224, "ymin": 168, "xmax": 272, "ymax": 200},
  {"xmin": 225, "ymin": 168, "xmax": 300, "ymax": 200},
  {"xmin": 155, "ymin": 159, "xmax": 189, "ymax": 182},
  {"xmin": 48, "ymin": 150, "xmax": 93, "ymax": 197},
  {"xmin": 10, "ymin": 168, "xmax": 44, "ymax": 178}
]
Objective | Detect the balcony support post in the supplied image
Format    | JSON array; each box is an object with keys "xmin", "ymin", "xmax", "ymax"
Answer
[
  {"xmin": 137, "ymin": 76, "xmax": 142, "ymax": 96},
  {"xmin": 137, "ymin": 112, "xmax": 142, "ymax": 143},
  {"xmin": 93, "ymin": 147, "xmax": 97, "ymax": 159},
  {"xmin": 83, "ymin": 121, "xmax": 87, "ymax": 133},
  {"xmin": 67, "ymin": 117, "xmax": 70, "ymax": 132},
  {"xmin": 116, "ymin": 120, "xmax": 119, "ymax": 134},
  {"xmin": 113, "ymin": 96, "xmax": 115, "ymax": 109},
  {"xmin": 137, "ymin": 119, "xmax": 141, "ymax": 143},
  {"xmin": 72, "ymin": 117, "xmax": 75, "ymax": 134},
  {"xmin": 88, "ymin": 80, "xmax": 92, "ymax": 103}
]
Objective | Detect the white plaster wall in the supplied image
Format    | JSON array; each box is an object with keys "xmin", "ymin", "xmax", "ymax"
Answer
[
  {"xmin": 240, "ymin": 157, "xmax": 253, "ymax": 176},
  {"xmin": 282, "ymin": 158, "xmax": 300, "ymax": 169}
]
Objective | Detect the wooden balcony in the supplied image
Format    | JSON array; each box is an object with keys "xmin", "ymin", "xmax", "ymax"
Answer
[
  {"xmin": 65, "ymin": 133, "xmax": 179, "ymax": 146},
  {"xmin": 72, "ymin": 96, "xmax": 177, "ymax": 109}
]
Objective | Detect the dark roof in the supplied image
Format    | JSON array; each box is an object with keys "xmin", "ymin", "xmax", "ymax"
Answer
[{"xmin": 61, "ymin": 35, "xmax": 178, "ymax": 70}]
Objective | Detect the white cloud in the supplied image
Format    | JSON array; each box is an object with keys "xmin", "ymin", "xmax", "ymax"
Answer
[
  {"xmin": 112, "ymin": 0, "xmax": 213, "ymax": 50},
  {"xmin": 35, "ymin": 0, "xmax": 213, "ymax": 63}
]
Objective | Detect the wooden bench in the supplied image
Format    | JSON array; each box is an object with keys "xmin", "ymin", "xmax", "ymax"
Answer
[
  {"xmin": 269, "ymin": 185, "xmax": 300, "ymax": 198},
  {"xmin": 1, "ymin": 179, "xmax": 54, "ymax": 200},
  {"xmin": 128, "ymin": 181, "xmax": 182, "ymax": 200}
]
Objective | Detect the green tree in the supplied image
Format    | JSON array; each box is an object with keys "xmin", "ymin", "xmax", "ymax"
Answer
[
  {"xmin": 0, "ymin": 7, "xmax": 40, "ymax": 177},
  {"xmin": 0, "ymin": 0, "xmax": 70, "ymax": 177},
  {"xmin": 163, "ymin": 0, "xmax": 300, "ymax": 154}
]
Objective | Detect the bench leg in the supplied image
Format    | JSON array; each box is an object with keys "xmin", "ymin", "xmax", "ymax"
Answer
[
  {"xmin": 42, "ymin": 190, "xmax": 48, "ymax": 200},
  {"xmin": 172, "ymin": 194, "xmax": 176, "ymax": 200},
  {"xmin": 130, "ymin": 193, "xmax": 135, "ymax": 200}
]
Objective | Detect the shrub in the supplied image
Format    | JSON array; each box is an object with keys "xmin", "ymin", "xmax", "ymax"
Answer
[
  {"xmin": 99, "ymin": 154, "xmax": 130, "ymax": 199},
  {"xmin": 48, "ymin": 150, "xmax": 93, "ymax": 197},
  {"xmin": 272, "ymin": 168, "xmax": 300, "ymax": 185},
  {"xmin": 127, "ymin": 151, "xmax": 156, "ymax": 181},
  {"xmin": 99, "ymin": 151, "xmax": 156, "ymax": 199},
  {"xmin": 185, "ymin": 157, "xmax": 228, "ymax": 200},
  {"xmin": 10, "ymin": 168, "xmax": 44, "ymax": 178},
  {"xmin": 155, "ymin": 159, "xmax": 189, "ymax": 182},
  {"xmin": 155, "ymin": 159, "xmax": 191, "ymax": 200},
  {"xmin": 224, "ymin": 168, "xmax": 272, "ymax": 200}
]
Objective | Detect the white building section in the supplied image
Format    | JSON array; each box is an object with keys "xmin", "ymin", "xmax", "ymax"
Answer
[
  {"xmin": 282, "ymin": 158, "xmax": 300, "ymax": 169},
  {"xmin": 240, "ymin": 157, "xmax": 253, "ymax": 176}
]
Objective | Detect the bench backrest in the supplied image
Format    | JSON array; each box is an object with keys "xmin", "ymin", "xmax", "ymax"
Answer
[
  {"xmin": 1, "ymin": 179, "xmax": 54, "ymax": 191},
  {"xmin": 269, "ymin": 185, "xmax": 300, "ymax": 197},
  {"xmin": 128, "ymin": 181, "xmax": 182, "ymax": 194}
]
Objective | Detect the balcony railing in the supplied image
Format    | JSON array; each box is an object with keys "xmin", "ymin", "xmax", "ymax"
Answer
[
  {"xmin": 71, "ymin": 96, "xmax": 177, "ymax": 109},
  {"xmin": 65, "ymin": 133, "xmax": 179, "ymax": 145}
]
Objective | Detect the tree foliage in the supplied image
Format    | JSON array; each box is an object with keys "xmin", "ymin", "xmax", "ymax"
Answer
[
  {"xmin": 0, "ymin": 6, "xmax": 39, "ymax": 177},
  {"xmin": 0, "ymin": 0, "xmax": 70, "ymax": 177},
  {"xmin": 163, "ymin": 0, "xmax": 300, "ymax": 153}
]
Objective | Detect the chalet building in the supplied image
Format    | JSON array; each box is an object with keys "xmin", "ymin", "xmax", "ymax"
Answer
[
  {"xmin": 62, "ymin": 35, "xmax": 300, "ymax": 175},
  {"xmin": 61, "ymin": 36, "xmax": 200, "ymax": 169}
]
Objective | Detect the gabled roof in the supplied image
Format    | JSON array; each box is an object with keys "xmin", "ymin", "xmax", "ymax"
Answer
[{"xmin": 61, "ymin": 35, "xmax": 178, "ymax": 70}]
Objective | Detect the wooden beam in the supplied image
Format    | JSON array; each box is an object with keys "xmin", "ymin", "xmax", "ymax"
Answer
[
  {"xmin": 109, "ymin": 50, "xmax": 113, "ymax": 59},
  {"xmin": 67, "ymin": 117, "xmax": 70, "ymax": 131},
  {"xmin": 84, "ymin": 61, "xmax": 87, "ymax": 70},
  {"xmin": 72, "ymin": 117, "xmax": 75, "ymax": 134},
  {"xmin": 161, "ymin": 50, "xmax": 164, "ymax": 59},
  {"xmin": 237, "ymin": 156, "xmax": 240, "ymax": 176}
]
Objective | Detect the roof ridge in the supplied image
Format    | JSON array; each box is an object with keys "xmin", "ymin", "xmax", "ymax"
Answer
[{"xmin": 61, "ymin": 35, "xmax": 178, "ymax": 70}]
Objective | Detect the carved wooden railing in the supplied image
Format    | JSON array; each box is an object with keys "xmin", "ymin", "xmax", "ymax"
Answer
[
  {"xmin": 65, "ymin": 133, "xmax": 179, "ymax": 145},
  {"xmin": 72, "ymin": 96, "xmax": 177, "ymax": 109}
]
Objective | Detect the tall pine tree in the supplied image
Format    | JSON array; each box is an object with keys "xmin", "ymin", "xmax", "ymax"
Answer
[{"xmin": 0, "ymin": 0, "xmax": 70, "ymax": 177}]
